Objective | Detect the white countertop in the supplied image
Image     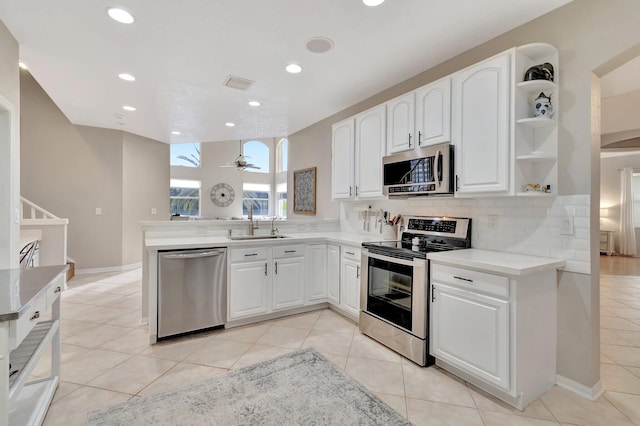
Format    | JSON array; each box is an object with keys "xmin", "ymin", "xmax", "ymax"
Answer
[
  {"xmin": 144, "ymin": 231, "xmax": 374, "ymax": 251},
  {"xmin": 427, "ymin": 248, "xmax": 566, "ymax": 276}
]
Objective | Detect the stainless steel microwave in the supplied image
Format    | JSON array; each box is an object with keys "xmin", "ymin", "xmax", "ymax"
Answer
[{"xmin": 383, "ymin": 143, "xmax": 454, "ymax": 197}]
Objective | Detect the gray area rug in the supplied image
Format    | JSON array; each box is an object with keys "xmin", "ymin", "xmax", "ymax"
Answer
[{"xmin": 88, "ymin": 347, "xmax": 411, "ymax": 425}]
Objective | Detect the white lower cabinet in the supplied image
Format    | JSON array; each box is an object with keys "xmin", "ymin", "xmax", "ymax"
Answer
[
  {"xmin": 340, "ymin": 247, "xmax": 362, "ymax": 319},
  {"xmin": 228, "ymin": 260, "xmax": 270, "ymax": 319},
  {"xmin": 306, "ymin": 244, "xmax": 328, "ymax": 303},
  {"xmin": 429, "ymin": 261, "xmax": 557, "ymax": 410},
  {"xmin": 273, "ymin": 254, "xmax": 305, "ymax": 311},
  {"xmin": 327, "ymin": 244, "xmax": 340, "ymax": 304},
  {"xmin": 431, "ymin": 283, "xmax": 510, "ymax": 391},
  {"xmin": 229, "ymin": 245, "xmax": 307, "ymax": 321}
]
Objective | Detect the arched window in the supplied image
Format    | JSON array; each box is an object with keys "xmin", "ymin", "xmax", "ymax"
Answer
[
  {"xmin": 243, "ymin": 140, "xmax": 269, "ymax": 173},
  {"xmin": 276, "ymin": 138, "xmax": 288, "ymax": 172}
]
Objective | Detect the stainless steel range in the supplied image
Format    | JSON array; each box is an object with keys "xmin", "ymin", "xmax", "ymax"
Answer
[{"xmin": 359, "ymin": 216, "xmax": 471, "ymax": 366}]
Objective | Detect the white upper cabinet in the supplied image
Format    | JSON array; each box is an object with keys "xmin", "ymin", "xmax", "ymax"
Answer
[
  {"xmin": 386, "ymin": 93, "xmax": 416, "ymax": 154},
  {"xmin": 415, "ymin": 77, "xmax": 451, "ymax": 148},
  {"xmin": 354, "ymin": 104, "xmax": 386, "ymax": 199},
  {"xmin": 331, "ymin": 118, "xmax": 356, "ymax": 200},
  {"xmin": 453, "ymin": 51, "xmax": 512, "ymax": 196},
  {"xmin": 386, "ymin": 77, "xmax": 452, "ymax": 155}
]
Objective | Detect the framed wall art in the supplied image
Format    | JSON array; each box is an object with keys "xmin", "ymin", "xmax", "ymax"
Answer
[{"xmin": 293, "ymin": 167, "xmax": 316, "ymax": 215}]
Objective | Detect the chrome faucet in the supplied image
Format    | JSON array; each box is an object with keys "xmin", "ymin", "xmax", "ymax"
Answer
[
  {"xmin": 270, "ymin": 217, "xmax": 279, "ymax": 236},
  {"xmin": 248, "ymin": 203, "xmax": 259, "ymax": 235}
]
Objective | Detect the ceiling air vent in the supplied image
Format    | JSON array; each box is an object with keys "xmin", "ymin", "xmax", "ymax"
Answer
[{"xmin": 223, "ymin": 75, "xmax": 254, "ymax": 91}]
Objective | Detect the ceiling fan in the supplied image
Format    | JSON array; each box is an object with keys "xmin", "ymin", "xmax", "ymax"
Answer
[{"xmin": 220, "ymin": 141, "xmax": 261, "ymax": 171}]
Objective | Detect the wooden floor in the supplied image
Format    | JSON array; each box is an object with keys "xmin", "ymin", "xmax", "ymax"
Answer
[{"xmin": 600, "ymin": 254, "xmax": 640, "ymax": 275}]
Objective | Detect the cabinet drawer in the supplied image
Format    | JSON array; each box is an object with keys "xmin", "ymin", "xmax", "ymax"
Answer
[
  {"xmin": 46, "ymin": 276, "xmax": 64, "ymax": 306},
  {"xmin": 10, "ymin": 293, "xmax": 47, "ymax": 350},
  {"xmin": 273, "ymin": 244, "xmax": 305, "ymax": 259},
  {"xmin": 342, "ymin": 246, "xmax": 361, "ymax": 261},
  {"xmin": 230, "ymin": 247, "xmax": 269, "ymax": 262},
  {"xmin": 431, "ymin": 263, "xmax": 509, "ymax": 298}
]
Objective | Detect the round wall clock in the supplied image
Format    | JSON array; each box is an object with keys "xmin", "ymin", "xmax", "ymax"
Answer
[{"xmin": 210, "ymin": 183, "xmax": 235, "ymax": 207}]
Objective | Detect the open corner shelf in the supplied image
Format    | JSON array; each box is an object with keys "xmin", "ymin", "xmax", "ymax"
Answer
[{"xmin": 516, "ymin": 117, "xmax": 556, "ymax": 128}]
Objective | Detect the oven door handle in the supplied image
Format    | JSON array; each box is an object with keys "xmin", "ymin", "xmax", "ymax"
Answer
[{"xmin": 362, "ymin": 250, "xmax": 420, "ymax": 267}]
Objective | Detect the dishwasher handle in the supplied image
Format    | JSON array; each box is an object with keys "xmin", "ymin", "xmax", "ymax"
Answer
[{"xmin": 163, "ymin": 249, "xmax": 226, "ymax": 259}]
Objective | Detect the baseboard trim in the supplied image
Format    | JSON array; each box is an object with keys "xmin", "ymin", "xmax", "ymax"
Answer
[
  {"xmin": 75, "ymin": 262, "xmax": 142, "ymax": 275},
  {"xmin": 556, "ymin": 375, "xmax": 604, "ymax": 401}
]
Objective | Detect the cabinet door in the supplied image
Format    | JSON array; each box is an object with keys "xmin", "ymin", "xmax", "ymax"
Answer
[
  {"xmin": 327, "ymin": 244, "xmax": 340, "ymax": 304},
  {"xmin": 431, "ymin": 283, "xmax": 510, "ymax": 391},
  {"xmin": 453, "ymin": 52, "xmax": 511, "ymax": 195},
  {"xmin": 415, "ymin": 77, "xmax": 451, "ymax": 147},
  {"xmin": 355, "ymin": 105, "xmax": 386, "ymax": 198},
  {"xmin": 228, "ymin": 260, "xmax": 270, "ymax": 320},
  {"xmin": 386, "ymin": 93, "xmax": 415, "ymax": 154},
  {"xmin": 341, "ymin": 257, "xmax": 361, "ymax": 318},
  {"xmin": 273, "ymin": 257, "xmax": 305, "ymax": 310},
  {"xmin": 331, "ymin": 119, "xmax": 355, "ymax": 199},
  {"xmin": 306, "ymin": 244, "xmax": 327, "ymax": 303}
]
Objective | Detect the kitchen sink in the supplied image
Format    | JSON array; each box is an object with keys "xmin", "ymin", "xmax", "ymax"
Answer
[{"xmin": 227, "ymin": 234, "xmax": 289, "ymax": 240}]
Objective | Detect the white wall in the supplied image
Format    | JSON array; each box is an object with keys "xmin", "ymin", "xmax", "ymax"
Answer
[
  {"xmin": 0, "ymin": 20, "xmax": 19, "ymax": 268},
  {"xmin": 602, "ymin": 89, "xmax": 640, "ymax": 135}
]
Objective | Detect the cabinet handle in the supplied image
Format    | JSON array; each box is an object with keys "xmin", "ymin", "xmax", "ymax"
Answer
[
  {"xmin": 244, "ymin": 253, "xmax": 258, "ymax": 257},
  {"xmin": 275, "ymin": 261, "xmax": 278, "ymax": 274},
  {"xmin": 349, "ymin": 186, "xmax": 353, "ymax": 197},
  {"xmin": 455, "ymin": 175, "xmax": 460, "ymax": 191},
  {"xmin": 355, "ymin": 185, "xmax": 359, "ymax": 196},
  {"xmin": 30, "ymin": 311, "xmax": 40, "ymax": 321},
  {"xmin": 284, "ymin": 250, "xmax": 296, "ymax": 253},
  {"xmin": 345, "ymin": 251, "xmax": 355, "ymax": 256},
  {"xmin": 408, "ymin": 133, "xmax": 412, "ymax": 147},
  {"xmin": 54, "ymin": 286, "xmax": 61, "ymax": 293},
  {"xmin": 453, "ymin": 276, "xmax": 474, "ymax": 283},
  {"xmin": 431, "ymin": 284, "xmax": 435, "ymax": 302},
  {"xmin": 265, "ymin": 263, "xmax": 268, "ymax": 276},
  {"xmin": 418, "ymin": 131, "xmax": 422, "ymax": 146},
  {"xmin": 356, "ymin": 265, "xmax": 360, "ymax": 278}
]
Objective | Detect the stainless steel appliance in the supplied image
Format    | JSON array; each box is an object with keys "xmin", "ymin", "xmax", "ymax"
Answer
[
  {"xmin": 360, "ymin": 216, "xmax": 471, "ymax": 366},
  {"xmin": 158, "ymin": 247, "xmax": 227, "ymax": 339},
  {"xmin": 383, "ymin": 143, "xmax": 454, "ymax": 197}
]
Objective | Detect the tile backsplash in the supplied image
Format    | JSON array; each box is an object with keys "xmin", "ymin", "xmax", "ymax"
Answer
[{"xmin": 339, "ymin": 195, "xmax": 591, "ymax": 274}]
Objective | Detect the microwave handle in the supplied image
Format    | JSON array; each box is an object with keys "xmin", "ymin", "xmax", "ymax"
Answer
[{"xmin": 435, "ymin": 149, "xmax": 442, "ymax": 187}]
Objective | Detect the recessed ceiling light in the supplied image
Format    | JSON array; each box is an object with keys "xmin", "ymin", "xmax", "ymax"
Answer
[
  {"xmin": 107, "ymin": 7, "xmax": 135, "ymax": 24},
  {"xmin": 306, "ymin": 37, "xmax": 334, "ymax": 54},
  {"xmin": 363, "ymin": 0, "xmax": 385, "ymax": 6},
  {"xmin": 248, "ymin": 101, "xmax": 261, "ymax": 107},
  {"xmin": 122, "ymin": 105, "xmax": 136, "ymax": 111},
  {"xmin": 225, "ymin": 122, "xmax": 236, "ymax": 127},
  {"xmin": 285, "ymin": 63, "xmax": 303, "ymax": 74},
  {"xmin": 171, "ymin": 131, "xmax": 181, "ymax": 135},
  {"xmin": 18, "ymin": 61, "xmax": 28, "ymax": 70},
  {"xmin": 118, "ymin": 73, "xmax": 135, "ymax": 81}
]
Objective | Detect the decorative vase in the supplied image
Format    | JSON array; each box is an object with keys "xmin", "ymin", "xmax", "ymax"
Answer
[{"xmin": 533, "ymin": 92, "xmax": 554, "ymax": 118}]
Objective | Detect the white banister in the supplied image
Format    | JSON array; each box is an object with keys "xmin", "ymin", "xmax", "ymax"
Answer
[
  {"xmin": 19, "ymin": 197, "xmax": 68, "ymax": 269},
  {"xmin": 20, "ymin": 196, "xmax": 60, "ymax": 220}
]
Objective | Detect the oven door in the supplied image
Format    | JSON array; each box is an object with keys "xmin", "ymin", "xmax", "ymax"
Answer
[{"xmin": 360, "ymin": 250, "xmax": 427, "ymax": 339}]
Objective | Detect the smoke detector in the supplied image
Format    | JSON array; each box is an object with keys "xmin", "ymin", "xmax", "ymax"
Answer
[{"xmin": 306, "ymin": 37, "xmax": 334, "ymax": 54}]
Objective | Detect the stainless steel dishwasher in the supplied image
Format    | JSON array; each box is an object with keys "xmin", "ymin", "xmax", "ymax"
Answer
[{"xmin": 158, "ymin": 247, "xmax": 226, "ymax": 339}]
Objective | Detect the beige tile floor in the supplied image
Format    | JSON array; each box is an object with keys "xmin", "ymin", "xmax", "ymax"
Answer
[{"xmin": 30, "ymin": 265, "xmax": 640, "ymax": 425}]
